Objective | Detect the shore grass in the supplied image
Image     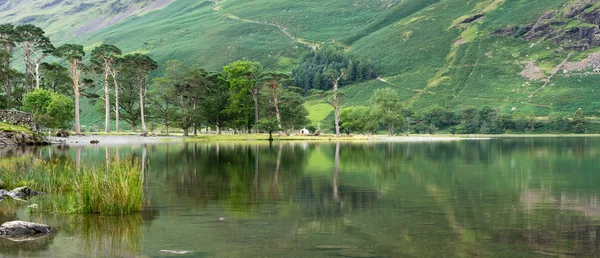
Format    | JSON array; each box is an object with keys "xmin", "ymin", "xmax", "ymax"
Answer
[
  {"xmin": 0, "ymin": 157, "xmax": 143, "ymax": 215},
  {"xmin": 75, "ymin": 158, "xmax": 143, "ymax": 215},
  {"xmin": 0, "ymin": 122, "xmax": 33, "ymax": 134}
]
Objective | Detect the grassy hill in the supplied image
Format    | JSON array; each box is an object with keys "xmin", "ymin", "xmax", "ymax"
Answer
[{"xmin": 3, "ymin": 0, "xmax": 600, "ymax": 128}]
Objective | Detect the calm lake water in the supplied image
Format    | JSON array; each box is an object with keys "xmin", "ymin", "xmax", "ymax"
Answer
[{"xmin": 2, "ymin": 138, "xmax": 600, "ymax": 257}]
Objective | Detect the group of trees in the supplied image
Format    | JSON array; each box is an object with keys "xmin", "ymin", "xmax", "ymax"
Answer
[
  {"xmin": 339, "ymin": 101, "xmax": 590, "ymax": 135},
  {"xmin": 151, "ymin": 60, "xmax": 309, "ymax": 136},
  {"xmin": 0, "ymin": 22, "xmax": 310, "ymax": 136},
  {"xmin": 339, "ymin": 88, "xmax": 405, "ymax": 136},
  {"xmin": 292, "ymin": 44, "xmax": 376, "ymax": 93},
  {"xmin": 411, "ymin": 106, "xmax": 589, "ymax": 135},
  {"xmin": 337, "ymin": 89, "xmax": 591, "ymax": 135},
  {"xmin": 0, "ymin": 23, "xmax": 157, "ymax": 135}
]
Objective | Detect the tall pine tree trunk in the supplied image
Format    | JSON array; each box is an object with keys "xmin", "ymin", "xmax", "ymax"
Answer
[
  {"xmin": 4, "ymin": 45, "xmax": 11, "ymax": 109},
  {"xmin": 139, "ymin": 80, "xmax": 146, "ymax": 135},
  {"xmin": 104, "ymin": 64, "xmax": 110, "ymax": 133},
  {"xmin": 24, "ymin": 50, "xmax": 30, "ymax": 94},
  {"xmin": 333, "ymin": 81, "xmax": 341, "ymax": 137},
  {"xmin": 252, "ymin": 92, "xmax": 259, "ymax": 133},
  {"xmin": 330, "ymin": 71, "xmax": 344, "ymax": 137},
  {"xmin": 165, "ymin": 101, "xmax": 169, "ymax": 135},
  {"xmin": 111, "ymin": 73, "xmax": 120, "ymax": 132},
  {"xmin": 35, "ymin": 61, "xmax": 41, "ymax": 89},
  {"xmin": 74, "ymin": 83, "xmax": 81, "ymax": 134},
  {"xmin": 273, "ymin": 89, "xmax": 282, "ymax": 129},
  {"xmin": 193, "ymin": 98, "xmax": 198, "ymax": 136}
]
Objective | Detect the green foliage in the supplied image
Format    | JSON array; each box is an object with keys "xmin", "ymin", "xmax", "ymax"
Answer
[
  {"xmin": 456, "ymin": 107, "xmax": 480, "ymax": 134},
  {"xmin": 154, "ymin": 60, "xmax": 208, "ymax": 135},
  {"xmin": 421, "ymin": 106, "xmax": 456, "ymax": 129},
  {"xmin": 371, "ymin": 88, "xmax": 404, "ymax": 135},
  {"xmin": 117, "ymin": 63, "xmax": 142, "ymax": 131},
  {"xmin": 53, "ymin": 44, "xmax": 85, "ymax": 62},
  {"xmin": 292, "ymin": 44, "xmax": 376, "ymax": 92},
  {"xmin": 40, "ymin": 62, "xmax": 71, "ymax": 95},
  {"xmin": 149, "ymin": 78, "xmax": 178, "ymax": 135},
  {"xmin": 90, "ymin": 44, "xmax": 122, "ymax": 68},
  {"xmin": 223, "ymin": 61, "xmax": 264, "ymax": 129},
  {"xmin": 278, "ymin": 87, "xmax": 310, "ymax": 130},
  {"xmin": 257, "ymin": 117, "xmax": 279, "ymax": 135},
  {"xmin": 573, "ymin": 108, "xmax": 585, "ymax": 133},
  {"xmin": 546, "ymin": 113, "xmax": 568, "ymax": 132},
  {"xmin": 340, "ymin": 106, "xmax": 378, "ymax": 135},
  {"xmin": 199, "ymin": 73, "xmax": 232, "ymax": 134},
  {"xmin": 22, "ymin": 89, "xmax": 74, "ymax": 129}
]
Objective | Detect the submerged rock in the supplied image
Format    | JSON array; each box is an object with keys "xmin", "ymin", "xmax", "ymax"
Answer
[
  {"xmin": 1, "ymin": 232, "xmax": 51, "ymax": 242},
  {"xmin": 6, "ymin": 186, "xmax": 44, "ymax": 200},
  {"xmin": 0, "ymin": 221, "xmax": 51, "ymax": 236},
  {"xmin": 159, "ymin": 250, "xmax": 193, "ymax": 255}
]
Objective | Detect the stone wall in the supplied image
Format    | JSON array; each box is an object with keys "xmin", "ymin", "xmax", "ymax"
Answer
[{"xmin": 0, "ymin": 111, "xmax": 38, "ymax": 132}]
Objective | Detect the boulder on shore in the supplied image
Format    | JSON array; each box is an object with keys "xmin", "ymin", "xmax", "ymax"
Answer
[
  {"xmin": 0, "ymin": 131, "xmax": 49, "ymax": 146},
  {"xmin": 0, "ymin": 186, "xmax": 44, "ymax": 201},
  {"xmin": 0, "ymin": 221, "xmax": 51, "ymax": 236}
]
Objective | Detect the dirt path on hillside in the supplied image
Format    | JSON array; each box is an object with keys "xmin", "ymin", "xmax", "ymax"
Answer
[
  {"xmin": 209, "ymin": 0, "xmax": 320, "ymax": 49},
  {"xmin": 527, "ymin": 53, "xmax": 573, "ymax": 100}
]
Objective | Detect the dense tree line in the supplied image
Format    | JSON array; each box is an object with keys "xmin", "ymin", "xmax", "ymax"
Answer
[
  {"xmin": 411, "ymin": 106, "xmax": 588, "ymax": 135},
  {"xmin": 339, "ymin": 99, "xmax": 591, "ymax": 135},
  {"xmin": 151, "ymin": 60, "xmax": 309, "ymax": 136},
  {"xmin": 292, "ymin": 44, "xmax": 376, "ymax": 93}
]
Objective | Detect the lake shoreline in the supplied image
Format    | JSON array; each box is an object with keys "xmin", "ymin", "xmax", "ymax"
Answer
[{"xmin": 46, "ymin": 133, "xmax": 600, "ymax": 146}]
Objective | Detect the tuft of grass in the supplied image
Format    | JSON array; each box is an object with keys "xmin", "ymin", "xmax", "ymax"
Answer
[
  {"xmin": 0, "ymin": 156, "xmax": 143, "ymax": 215},
  {"xmin": 74, "ymin": 157, "xmax": 143, "ymax": 215}
]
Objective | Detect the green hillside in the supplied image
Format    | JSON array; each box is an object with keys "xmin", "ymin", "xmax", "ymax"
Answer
[{"xmin": 3, "ymin": 0, "xmax": 600, "ymax": 128}]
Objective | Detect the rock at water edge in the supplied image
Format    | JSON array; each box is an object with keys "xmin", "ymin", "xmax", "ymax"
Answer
[{"xmin": 0, "ymin": 221, "xmax": 51, "ymax": 236}]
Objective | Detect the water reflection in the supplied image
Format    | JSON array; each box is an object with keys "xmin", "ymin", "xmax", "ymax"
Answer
[{"xmin": 1, "ymin": 138, "xmax": 600, "ymax": 256}]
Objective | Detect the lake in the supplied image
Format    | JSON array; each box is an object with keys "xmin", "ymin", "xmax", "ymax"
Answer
[{"xmin": 1, "ymin": 137, "xmax": 600, "ymax": 257}]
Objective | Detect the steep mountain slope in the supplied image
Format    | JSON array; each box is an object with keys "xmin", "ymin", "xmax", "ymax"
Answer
[
  {"xmin": 3, "ymin": 0, "xmax": 600, "ymax": 127},
  {"xmin": 0, "ymin": 0, "xmax": 173, "ymax": 41}
]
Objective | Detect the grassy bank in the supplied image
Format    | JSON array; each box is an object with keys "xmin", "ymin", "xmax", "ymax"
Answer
[{"xmin": 0, "ymin": 157, "xmax": 143, "ymax": 215}]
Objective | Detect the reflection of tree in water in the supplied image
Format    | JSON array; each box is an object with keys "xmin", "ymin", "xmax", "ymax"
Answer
[
  {"xmin": 298, "ymin": 178, "xmax": 379, "ymax": 221},
  {"xmin": 0, "ymin": 146, "xmax": 42, "ymax": 157},
  {"xmin": 0, "ymin": 200, "xmax": 18, "ymax": 223},
  {"xmin": 146, "ymin": 142, "xmax": 310, "ymax": 215},
  {"xmin": 33, "ymin": 213, "xmax": 145, "ymax": 257}
]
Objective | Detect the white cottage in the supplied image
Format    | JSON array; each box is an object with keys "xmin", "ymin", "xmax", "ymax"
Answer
[{"xmin": 300, "ymin": 128, "xmax": 310, "ymax": 135}]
